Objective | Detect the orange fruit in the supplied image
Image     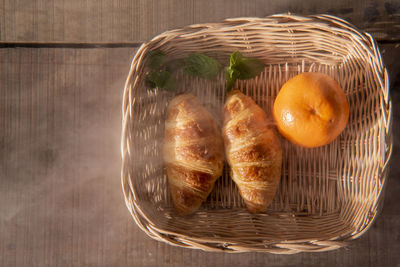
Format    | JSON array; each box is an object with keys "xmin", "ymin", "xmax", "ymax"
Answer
[{"xmin": 273, "ymin": 72, "xmax": 349, "ymax": 148}]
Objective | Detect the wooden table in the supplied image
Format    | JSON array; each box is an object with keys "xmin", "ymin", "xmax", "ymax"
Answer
[{"xmin": 1, "ymin": 1, "xmax": 399, "ymax": 266}]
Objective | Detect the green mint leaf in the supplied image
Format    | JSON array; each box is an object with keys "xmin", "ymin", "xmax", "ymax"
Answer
[
  {"xmin": 227, "ymin": 66, "xmax": 240, "ymax": 80},
  {"xmin": 225, "ymin": 66, "xmax": 240, "ymax": 91},
  {"xmin": 184, "ymin": 53, "xmax": 222, "ymax": 80},
  {"xmin": 225, "ymin": 51, "xmax": 265, "ymax": 91},
  {"xmin": 234, "ymin": 57, "xmax": 265, "ymax": 80},
  {"xmin": 145, "ymin": 70, "xmax": 176, "ymax": 91},
  {"xmin": 148, "ymin": 50, "xmax": 166, "ymax": 70},
  {"xmin": 230, "ymin": 51, "xmax": 242, "ymax": 66}
]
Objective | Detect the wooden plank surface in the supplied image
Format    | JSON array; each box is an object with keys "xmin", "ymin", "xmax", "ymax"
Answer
[
  {"xmin": 1, "ymin": 0, "xmax": 400, "ymax": 44},
  {"xmin": 0, "ymin": 45, "xmax": 399, "ymax": 267},
  {"xmin": 1, "ymin": 0, "xmax": 400, "ymax": 266}
]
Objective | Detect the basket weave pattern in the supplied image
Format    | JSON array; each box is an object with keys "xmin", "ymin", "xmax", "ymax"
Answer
[{"xmin": 121, "ymin": 14, "xmax": 392, "ymax": 253}]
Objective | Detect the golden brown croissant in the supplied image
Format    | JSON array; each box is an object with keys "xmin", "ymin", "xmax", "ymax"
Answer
[
  {"xmin": 222, "ymin": 90, "xmax": 282, "ymax": 213},
  {"xmin": 164, "ymin": 94, "xmax": 224, "ymax": 215}
]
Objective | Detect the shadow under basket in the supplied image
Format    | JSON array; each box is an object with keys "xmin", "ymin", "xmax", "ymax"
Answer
[{"xmin": 121, "ymin": 14, "xmax": 393, "ymax": 254}]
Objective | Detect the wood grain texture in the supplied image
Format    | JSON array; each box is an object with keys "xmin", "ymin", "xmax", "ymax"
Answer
[
  {"xmin": 0, "ymin": 47, "xmax": 137, "ymax": 267},
  {"xmin": 0, "ymin": 0, "xmax": 400, "ymax": 44},
  {"xmin": 0, "ymin": 45, "xmax": 399, "ymax": 266}
]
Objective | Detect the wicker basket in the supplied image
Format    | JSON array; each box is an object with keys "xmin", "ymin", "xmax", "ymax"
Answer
[{"xmin": 121, "ymin": 14, "xmax": 392, "ymax": 254}]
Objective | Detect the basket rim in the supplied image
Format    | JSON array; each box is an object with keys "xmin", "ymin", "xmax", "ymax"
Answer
[{"xmin": 120, "ymin": 13, "xmax": 393, "ymax": 254}]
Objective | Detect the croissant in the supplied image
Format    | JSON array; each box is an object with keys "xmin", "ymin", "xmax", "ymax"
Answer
[
  {"xmin": 164, "ymin": 94, "xmax": 224, "ymax": 215},
  {"xmin": 222, "ymin": 90, "xmax": 282, "ymax": 213}
]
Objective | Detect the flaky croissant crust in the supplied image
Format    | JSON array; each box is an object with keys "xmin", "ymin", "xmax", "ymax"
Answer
[
  {"xmin": 223, "ymin": 90, "xmax": 282, "ymax": 213},
  {"xmin": 164, "ymin": 94, "xmax": 224, "ymax": 215}
]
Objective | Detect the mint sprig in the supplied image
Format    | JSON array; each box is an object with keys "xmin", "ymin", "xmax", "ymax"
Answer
[
  {"xmin": 145, "ymin": 70, "xmax": 176, "ymax": 92},
  {"xmin": 145, "ymin": 50, "xmax": 222, "ymax": 92},
  {"xmin": 145, "ymin": 50, "xmax": 264, "ymax": 93},
  {"xmin": 148, "ymin": 50, "xmax": 166, "ymax": 69},
  {"xmin": 145, "ymin": 50, "xmax": 177, "ymax": 91},
  {"xmin": 225, "ymin": 51, "xmax": 265, "ymax": 91},
  {"xmin": 184, "ymin": 53, "xmax": 222, "ymax": 80},
  {"xmin": 226, "ymin": 67, "xmax": 240, "ymax": 93}
]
